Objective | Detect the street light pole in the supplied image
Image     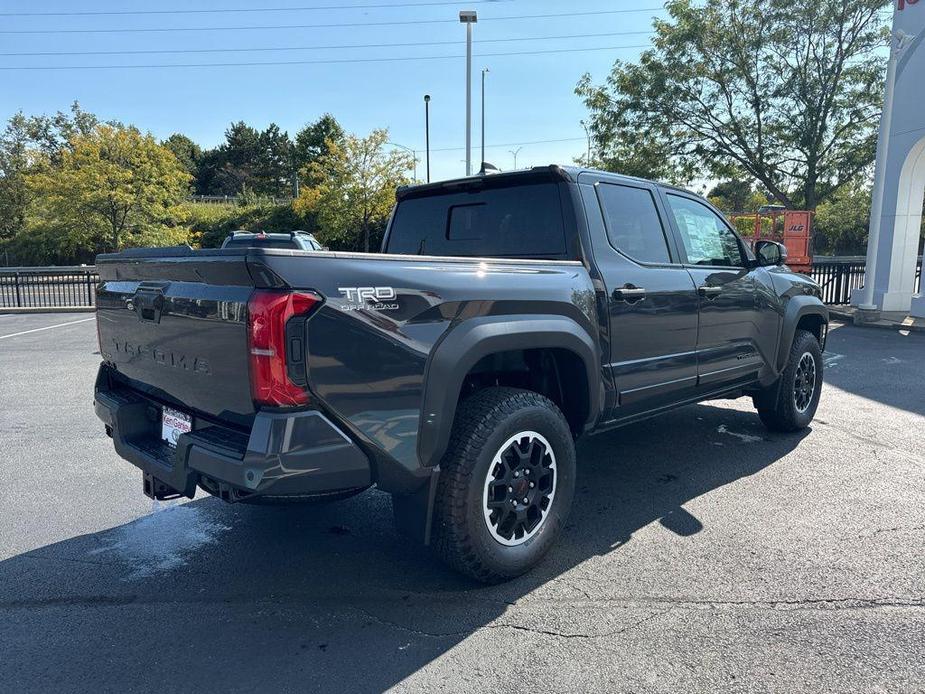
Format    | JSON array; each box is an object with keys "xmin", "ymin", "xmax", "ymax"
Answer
[
  {"xmin": 509, "ymin": 146, "xmax": 522, "ymax": 169},
  {"xmin": 460, "ymin": 11, "xmax": 477, "ymax": 176},
  {"xmin": 481, "ymin": 68, "xmax": 489, "ymax": 170},
  {"xmin": 424, "ymin": 94, "xmax": 431, "ymax": 183},
  {"xmin": 387, "ymin": 141, "xmax": 417, "ymax": 182}
]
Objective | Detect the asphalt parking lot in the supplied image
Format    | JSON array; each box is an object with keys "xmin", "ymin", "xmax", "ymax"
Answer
[{"xmin": 1, "ymin": 312, "xmax": 924, "ymax": 693}]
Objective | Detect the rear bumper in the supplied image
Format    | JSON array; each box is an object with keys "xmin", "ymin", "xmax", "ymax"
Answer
[{"xmin": 94, "ymin": 366, "xmax": 372, "ymax": 502}]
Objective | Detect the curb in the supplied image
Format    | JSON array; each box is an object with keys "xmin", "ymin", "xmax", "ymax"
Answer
[{"xmin": 828, "ymin": 308, "xmax": 925, "ymax": 333}]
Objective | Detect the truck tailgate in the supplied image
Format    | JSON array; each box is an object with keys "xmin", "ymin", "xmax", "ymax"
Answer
[{"xmin": 96, "ymin": 251, "xmax": 258, "ymax": 424}]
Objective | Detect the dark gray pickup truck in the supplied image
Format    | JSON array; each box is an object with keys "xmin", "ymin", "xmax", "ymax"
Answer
[{"xmin": 94, "ymin": 166, "xmax": 828, "ymax": 582}]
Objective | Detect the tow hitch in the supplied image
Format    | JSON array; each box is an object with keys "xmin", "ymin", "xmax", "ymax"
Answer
[{"xmin": 142, "ymin": 471, "xmax": 184, "ymax": 501}]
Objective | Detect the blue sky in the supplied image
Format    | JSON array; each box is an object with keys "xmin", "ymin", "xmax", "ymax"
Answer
[{"xmin": 0, "ymin": 1, "xmax": 664, "ymax": 182}]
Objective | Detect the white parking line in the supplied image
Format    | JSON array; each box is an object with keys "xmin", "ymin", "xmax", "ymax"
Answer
[{"xmin": 0, "ymin": 317, "xmax": 95, "ymax": 340}]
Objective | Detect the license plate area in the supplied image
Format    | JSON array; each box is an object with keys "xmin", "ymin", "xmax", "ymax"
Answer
[{"xmin": 161, "ymin": 406, "xmax": 192, "ymax": 447}]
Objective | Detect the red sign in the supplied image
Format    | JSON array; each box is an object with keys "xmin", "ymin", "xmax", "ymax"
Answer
[{"xmin": 899, "ymin": 0, "xmax": 920, "ymax": 10}]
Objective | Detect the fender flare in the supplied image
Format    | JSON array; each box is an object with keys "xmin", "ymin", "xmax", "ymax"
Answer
[
  {"xmin": 417, "ymin": 314, "xmax": 602, "ymax": 469},
  {"xmin": 776, "ymin": 297, "xmax": 829, "ymax": 371}
]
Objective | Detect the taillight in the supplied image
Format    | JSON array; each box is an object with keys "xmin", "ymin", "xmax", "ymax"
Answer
[{"xmin": 247, "ymin": 290, "xmax": 321, "ymax": 407}]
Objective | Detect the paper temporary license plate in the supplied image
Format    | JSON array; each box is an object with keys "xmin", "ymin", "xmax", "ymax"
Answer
[{"xmin": 161, "ymin": 407, "xmax": 192, "ymax": 447}]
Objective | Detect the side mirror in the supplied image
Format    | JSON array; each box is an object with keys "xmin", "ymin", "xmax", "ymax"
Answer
[{"xmin": 755, "ymin": 240, "xmax": 787, "ymax": 266}]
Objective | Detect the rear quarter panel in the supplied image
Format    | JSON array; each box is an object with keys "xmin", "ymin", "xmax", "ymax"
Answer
[{"xmin": 260, "ymin": 251, "xmax": 597, "ymax": 488}]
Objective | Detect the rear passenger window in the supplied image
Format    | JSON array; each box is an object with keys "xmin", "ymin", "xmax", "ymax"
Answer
[
  {"xmin": 597, "ymin": 183, "xmax": 671, "ymax": 264},
  {"xmin": 386, "ymin": 182, "xmax": 567, "ymax": 258}
]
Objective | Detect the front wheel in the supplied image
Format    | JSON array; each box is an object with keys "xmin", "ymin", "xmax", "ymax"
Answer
[
  {"xmin": 433, "ymin": 387, "xmax": 576, "ymax": 583},
  {"xmin": 755, "ymin": 329, "xmax": 823, "ymax": 432}
]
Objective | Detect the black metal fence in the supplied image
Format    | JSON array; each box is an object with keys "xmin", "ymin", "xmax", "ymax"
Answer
[
  {"xmin": 0, "ymin": 259, "xmax": 922, "ymax": 309},
  {"xmin": 809, "ymin": 257, "xmax": 922, "ymax": 306},
  {"xmin": 0, "ymin": 267, "xmax": 99, "ymax": 308}
]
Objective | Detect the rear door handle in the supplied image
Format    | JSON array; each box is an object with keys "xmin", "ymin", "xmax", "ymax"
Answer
[
  {"xmin": 698, "ymin": 285, "xmax": 723, "ymax": 299},
  {"xmin": 612, "ymin": 285, "xmax": 647, "ymax": 303}
]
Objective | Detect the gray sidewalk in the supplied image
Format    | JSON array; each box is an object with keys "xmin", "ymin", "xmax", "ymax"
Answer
[{"xmin": 828, "ymin": 304, "xmax": 925, "ymax": 332}]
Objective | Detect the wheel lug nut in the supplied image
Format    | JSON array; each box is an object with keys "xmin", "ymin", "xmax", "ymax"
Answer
[
  {"xmin": 513, "ymin": 471, "xmax": 520, "ymax": 478},
  {"xmin": 524, "ymin": 469, "xmax": 530, "ymax": 475},
  {"xmin": 508, "ymin": 486, "xmax": 513, "ymax": 493},
  {"xmin": 529, "ymin": 482, "xmax": 535, "ymax": 488},
  {"xmin": 522, "ymin": 497, "xmax": 529, "ymax": 504}
]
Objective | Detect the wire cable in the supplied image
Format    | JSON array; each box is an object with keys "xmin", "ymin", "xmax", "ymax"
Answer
[
  {"xmin": 0, "ymin": 31, "xmax": 652, "ymax": 57},
  {"xmin": 0, "ymin": 8, "xmax": 666, "ymax": 34},
  {"xmin": 0, "ymin": 1, "xmax": 516, "ymax": 17},
  {"xmin": 0, "ymin": 43, "xmax": 651, "ymax": 70}
]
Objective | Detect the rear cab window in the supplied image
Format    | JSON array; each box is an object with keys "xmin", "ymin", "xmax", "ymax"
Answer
[
  {"xmin": 596, "ymin": 182, "xmax": 672, "ymax": 264},
  {"xmin": 385, "ymin": 179, "xmax": 571, "ymax": 259}
]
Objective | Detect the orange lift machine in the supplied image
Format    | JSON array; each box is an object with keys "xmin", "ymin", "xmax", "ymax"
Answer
[{"xmin": 730, "ymin": 207, "xmax": 813, "ymax": 274}]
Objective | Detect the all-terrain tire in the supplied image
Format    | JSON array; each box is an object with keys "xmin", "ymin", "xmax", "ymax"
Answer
[
  {"xmin": 433, "ymin": 387, "xmax": 576, "ymax": 583},
  {"xmin": 755, "ymin": 329, "xmax": 823, "ymax": 432}
]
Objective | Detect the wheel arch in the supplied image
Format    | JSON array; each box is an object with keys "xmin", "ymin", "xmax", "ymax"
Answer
[
  {"xmin": 417, "ymin": 315, "xmax": 602, "ymax": 469},
  {"xmin": 776, "ymin": 297, "xmax": 829, "ymax": 371}
]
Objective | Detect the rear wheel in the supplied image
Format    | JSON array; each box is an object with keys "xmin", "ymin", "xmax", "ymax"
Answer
[
  {"xmin": 755, "ymin": 329, "xmax": 823, "ymax": 432},
  {"xmin": 433, "ymin": 387, "xmax": 576, "ymax": 583}
]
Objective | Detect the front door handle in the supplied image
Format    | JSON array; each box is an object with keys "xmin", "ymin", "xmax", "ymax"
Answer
[
  {"xmin": 698, "ymin": 285, "xmax": 723, "ymax": 300},
  {"xmin": 612, "ymin": 285, "xmax": 647, "ymax": 303}
]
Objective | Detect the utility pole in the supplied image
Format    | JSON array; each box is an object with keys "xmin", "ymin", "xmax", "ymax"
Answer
[
  {"xmin": 459, "ymin": 10, "xmax": 477, "ymax": 176},
  {"xmin": 481, "ymin": 68, "xmax": 489, "ymax": 169},
  {"xmin": 509, "ymin": 146, "xmax": 523, "ymax": 170},
  {"xmin": 424, "ymin": 94, "xmax": 431, "ymax": 183},
  {"xmin": 581, "ymin": 120, "xmax": 591, "ymax": 163},
  {"xmin": 290, "ymin": 147, "xmax": 300, "ymax": 198}
]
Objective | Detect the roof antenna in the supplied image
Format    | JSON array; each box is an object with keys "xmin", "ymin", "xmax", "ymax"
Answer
[{"xmin": 478, "ymin": 161, "xmax": 501, "ymax": 175}]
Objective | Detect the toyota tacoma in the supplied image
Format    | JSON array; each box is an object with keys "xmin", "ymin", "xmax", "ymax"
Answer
[{"xmin": 93, "ymin": 166, "xmax": 828, "ymax": 582}]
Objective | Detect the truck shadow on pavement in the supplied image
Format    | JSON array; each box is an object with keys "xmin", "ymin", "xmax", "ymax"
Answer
[
  {"xmin": 821, "ymin": 323, "xmax": 925, "ymax": 418},
  {"xmin": 2, "ymin": 403, "xmax": 808, "ymax": 692}
]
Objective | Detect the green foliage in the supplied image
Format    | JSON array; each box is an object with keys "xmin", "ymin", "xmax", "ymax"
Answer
[
  {"xmin": 0, "ymin": 114, "xmax": 31, "ymax": 241},
  {"xmin": 293, "ymin": 114, "xmax": 345, "ymax": 175},
  {"xmin": 577, "ymin": 0, "xmax": 888, "ymax": 208},
  {"xmin": 293, "ymin": 128, "xmax": 412, "ymax": 252},
  {"xmin": 162, "ymin": 133, "xmax": 202, "ymax": 182},
  {"xmin": 26, "ymin": 124, "xmax": 190, "ymax": 254},
  {"xmin": 185, "ymin": 201, "xmax": 310, "ymax": 249},
  {"xmin": 195, "ymin": 121, "xmax": 295, "ymax": 197},
  {"xmin": 813, "ymin": 184, "xmax": 872, "ymax": 255}
]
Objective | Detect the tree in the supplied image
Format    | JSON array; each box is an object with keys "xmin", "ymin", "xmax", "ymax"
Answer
[
  {"xmin": 292, "ymin": 129, "xmax": 412, "ymax": 252},
  {"xmin": 294, "ymin": 114, "xmax": 344, "ymax": 172},
  {"xmin": 813, "ymin": 183, "xmax": 873, "ymax": 255},
  {"xmin": 254, "ymin": 123, "xmax": 294, "ymax": 197},
  {"xmin": 196, "ymin": 121, "xmax": 294, "ymax": 197},
  {"xmin": 577, "ymin": 0, "xmax": 888, "ymax": 208},
  {"xmin": 0, "ymin": 114, "xmax": 32, "ymax": 240},
  {"xmin": 1, "ymin": 103, "xmax": 105, "ymax": 240},
  {"xmin": 27, "ymin": 124, "xmax": 190, "ymax": 253},
  {"xmin": 22, "ymin": 101, "xmax": 101, "ymax": 163},
  {"xmin": 162, "ymin": 133, "xmax": 202, "ymax": 182}
]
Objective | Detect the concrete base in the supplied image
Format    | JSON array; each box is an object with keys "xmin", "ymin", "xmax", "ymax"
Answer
[
  {"xmin": 911, "ymin": 293, "xmax": 925, "ymax": 318},
  {"xmin": 853, "ymin": 307, "xmax": 882, "ymax": 325},
  {"xmin": 879, "ymin": 289, "xmax": 916, "ymax": 312},
  {"xmin": 850, "ymin": 287, "xmax": 915, "ymax": 313}
]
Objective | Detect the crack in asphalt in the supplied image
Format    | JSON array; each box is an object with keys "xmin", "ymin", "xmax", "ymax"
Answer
[
  {"xmin": 2, "ymin": 594, "xmax": 922, "ymax": 613},
  {"xmin": 352, "ymin": 605, "xmax": 674, "ymax": 641},
  {"xmin": 812, "ymin": 419, "xmax": 925, "ymax": 466},
  {"xmin": 864, "ymin": 524, "xmax": 925, "ymax": 537}
]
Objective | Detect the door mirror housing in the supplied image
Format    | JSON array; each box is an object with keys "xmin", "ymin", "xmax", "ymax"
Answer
[{"xmin": 755, "ymin": 240, "xmax": 787, "ymax": 267}]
